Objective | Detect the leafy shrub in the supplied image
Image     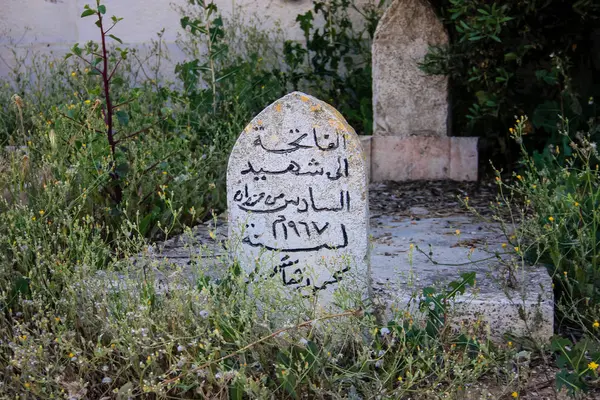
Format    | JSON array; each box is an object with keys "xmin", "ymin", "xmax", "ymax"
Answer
[
  {"xmin": 282, "ymin": 0, "xmax": 386, "ymax": 134},
  {"xmin": 491, "ymin": 116, "xmax": 600, "ymax": 327},
  {"xmin": 423, "ymin": 0, "xmax": 600, "ymax": 163}
]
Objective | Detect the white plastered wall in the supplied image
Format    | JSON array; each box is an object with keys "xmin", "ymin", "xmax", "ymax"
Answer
[{"xmin": 0, "ymin": 0, "xmax": 371, "ymax": 78}]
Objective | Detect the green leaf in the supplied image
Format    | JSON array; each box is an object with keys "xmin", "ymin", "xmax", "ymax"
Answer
[
  {"xmin": 81, "ymin": 9, "xmax": 96, "ymax": 18},
  {"xmin": 114, "ymin": 161, "xmax": 129, "ymax": 178},
  {"xmin": 98, "ymin": 5, "xmax": 106, "ymax": 14},
  {"xmin": 108, "ymin": 34, "xmax": 122, "ymax": 44},
  {"xmin": 116, "ymin": 110, "xmax": 129, "ymax": 126},
  {"xmin": 556, "ymin": 370, "xmax": 583, "ymax": 395},
  {"xmin": 504, "ymin": 52, "xmax": 517, "ymax": 61},
  {"xmin": 229, "ymin": 380, "xmax": 244, "ymax": 400},
  {"xmin": 71, "ymin": 44, "xmax": 82, "ymax": 57}
]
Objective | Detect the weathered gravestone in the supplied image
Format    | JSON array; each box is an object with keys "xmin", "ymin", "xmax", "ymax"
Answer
[{"xmin": 227, "ymin": 92, "xmax": 369, "ymax": 294}]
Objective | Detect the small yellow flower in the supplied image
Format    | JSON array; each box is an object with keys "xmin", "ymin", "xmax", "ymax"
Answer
[
  {"xmin": 495, "ymin": 176, "xmax": 501, "ymax": 182},
  {"xmin": 508, "ymin": 341, "xmax": 513, "ymax": 347},
  {"xmin": 32, "ymin": 216, "xmax": 36, "ymax": 221},
  {"xmin": 516, "ymin": 175, "xmax": 522, "ymax": 180},
  {"xmin": 563, "ymin": 271, "xmax": 567, "ymax": 277},
  {"xmin": 409, "ymin": 243, "xmax": 414, "ymax": 250},
  {"xmin": 455, "ymin": 229, "xmax": 461, "ymax": 235},
  {"xmin": 397, "ymin": 376, "xmax": 403, "ymax": 382},
  {"xmin": 511, "ymin": 392, "xmax": 518, "ymax": 398},
  {"xmin": 588, "ymin": 361, "xmax": 599, "ymax": 371},
  {"xmin": 514, "ymin": 247, "xmax": 520, "ymax": 253},
  {"xmin": 55, "ymin": 317, "xmax": 60, "ymax": 322},
  {"xmin": 509, "ymin": 127, "xmax": 515, "ymax": 134},
  {"xmin": 548, "ymin": 216, "xmax": 554, "ymax": 222},
  {"xmin": 162, "ymin": 171, "xmax": 167, "ymax": 175},
  {"xmin": 574, "ymin": 202, "xmax": 580, "ymax": 207},
  {"xmin": 69, "ymin": 352, "xmax": 74, "ymax": 358},
  {"xmin": 71, "ymin": 72, "xmax": 76, "ymax": 77},
  {"xmin": 84, "ymin": 68, "xmax": 89, "ymax": 73},
  {"xmin": 502, "ymin": 243, "xmax": 507, "ymax": 248},
  {"xmin": 532, "ymin": 184, "xmax": 537, "ymax": 189},
  {"xmin": 84, "ymin": 99, "xmax": 91, "ymax": 105},
  {"xmin": 593, "ymin": 320, "xmax": 599, "ymax": 329},
  {"xmin": 39, "ymin": 210, "xmax": 45, "ymax": 216},
  {"xmin": 24, "ymin": 382, "xmax": 31, "ymax": 389}
]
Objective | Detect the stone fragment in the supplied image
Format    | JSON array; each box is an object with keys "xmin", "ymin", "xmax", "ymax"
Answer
[
  {"xmin": 409, "ymin": 206, "xmax": 429, "ymax": 215},
  {"xmin": 372, "ymin": 0, "xmax": 449, "ymax": 138},
  {"xmin": 450, "ymin": 137, "xmax": 478, "ymax": 181},
  {"xmin": 227, "ymin": 92, "xmax": 369, "ymax": 294}
]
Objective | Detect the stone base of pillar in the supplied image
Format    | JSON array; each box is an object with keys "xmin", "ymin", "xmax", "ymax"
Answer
[{"xmin": 363, "ymin": 136, "xmax": 478, "ymax": 182}]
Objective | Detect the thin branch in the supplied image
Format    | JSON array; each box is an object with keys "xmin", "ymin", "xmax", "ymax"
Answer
[
  {"xmin": 72, "ymin": 54, "xmax": 103, "ymax": 74},
  {"xmin": 416, "ymin": 245, "xmax": 505, "ymax": 267},
  {"xmin": 111, "ymin": 98, "xmax": 136, "ymax": 110},
  {"xmin": 114, "ymin": 124, "xmax": 155, "ymax": 144},
  {"xmin": 140, "ymin": 150, "xmax": 179, "ymax": 177},
  {"xmin": 108, "ymin": 58, "xmax": 123, "ymax": 82},
  {"xmin": 58, "ymin": 112, "xmax": 104, "ymax": 134},
  {"xmin": 104, "ymin": 22, "xmax": 118, "ymax": 35}
]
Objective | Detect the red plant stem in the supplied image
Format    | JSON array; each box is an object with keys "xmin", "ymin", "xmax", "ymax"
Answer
[
  {"xmin": 97, "ymin": 9, "xmax": 122, "ymax": 204},
  {"xmin": 98, "ymin": 10, "xmax": 116, "ymax": 160}
]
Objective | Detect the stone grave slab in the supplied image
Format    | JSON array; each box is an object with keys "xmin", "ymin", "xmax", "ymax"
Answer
[
  {"xmin": 226, "ymin": 92, "xmax": 369, "ymax": 294},
  {"xmin": 370, "ymin": 213, "xmax": 553, "ymax": 341}
]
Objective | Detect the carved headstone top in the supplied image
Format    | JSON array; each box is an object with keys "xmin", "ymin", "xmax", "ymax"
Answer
[
  {"xmin": 372, "ymin": 0, "xmax": 449, "ymax": 138},
  {"xmin": 227, "ymin": 92, "xmax": 368, "ymax": 293}
]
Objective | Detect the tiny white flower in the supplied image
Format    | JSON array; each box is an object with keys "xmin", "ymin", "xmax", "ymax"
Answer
[
  {"xmin": 102, "ymin": 377, "xmax": 112, "ymax": 384},
  {"xmin": 199, "ymin": 310, "xmax": 209, "ymax": 319},
  {"xmin": 177, "ymin": 345, "xmax": 185, "ymax": 352},
  {"xmin": 299, "ymin": 338, "xmax": 308, "ymax": 346},
  {"xmin": 380, "ymin": 327, "xmax": 390, "ymax": 336}
]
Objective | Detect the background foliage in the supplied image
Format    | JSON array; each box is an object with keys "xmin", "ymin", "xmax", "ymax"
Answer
[{"xmin": 424, "ymin": 0, "xmax": 600, "ymax": 165}]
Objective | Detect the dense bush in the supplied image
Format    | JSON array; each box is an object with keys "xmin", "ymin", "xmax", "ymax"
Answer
[{"xmin": 424, "ymin": 0, "xmax": 600, "ymax": 164}]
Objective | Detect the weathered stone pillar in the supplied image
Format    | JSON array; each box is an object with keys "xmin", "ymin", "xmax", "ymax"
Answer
[{"xmin": 371, "ymin": 0, "xmax": 478, "ymax": 181}]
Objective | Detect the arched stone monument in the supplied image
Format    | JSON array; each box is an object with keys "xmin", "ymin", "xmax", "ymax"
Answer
[{"xmin": 227, "ymin": 92, "xmax": 369, "ymax": 294}]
